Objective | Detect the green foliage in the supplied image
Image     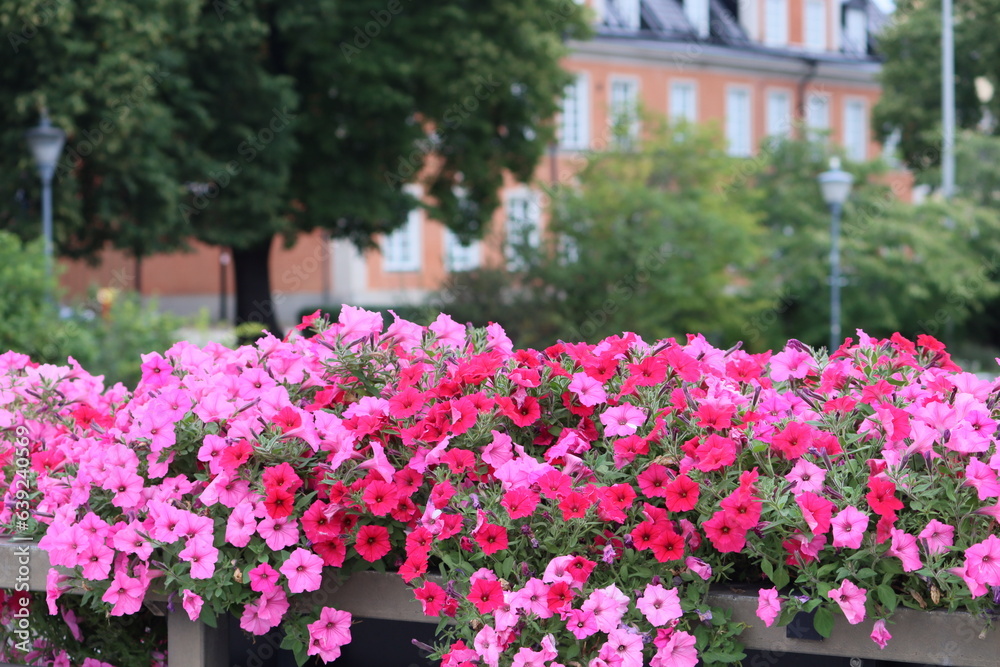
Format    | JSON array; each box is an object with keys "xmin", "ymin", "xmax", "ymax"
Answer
[
  {"xmin": 0, "ymin": 232, "xmax": 180, "ymax": 387},
  {"xmin": 747, "ymin": 138, "xmax": 1000, "ymax": 350},
  {"xmin": 436, "ymin": 122, "xmax": 771, "ymax": 349},
  {"xmin": 1, "ymin": 0, "xmax": 591, "ymax": 327}
]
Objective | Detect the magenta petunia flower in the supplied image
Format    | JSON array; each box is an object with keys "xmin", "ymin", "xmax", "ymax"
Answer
[{"xmin": 101, "ymin": 571, "xmax": 144, "ymax": 616}]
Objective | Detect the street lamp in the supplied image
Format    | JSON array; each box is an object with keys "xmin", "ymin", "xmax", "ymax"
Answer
[
  {"xmin": 25, "ymin": 109, "xmax": 66, "ymax": 282},
  {"xmin": 817, "ymin": 157, "xmax": 854, "ymax": 353}
]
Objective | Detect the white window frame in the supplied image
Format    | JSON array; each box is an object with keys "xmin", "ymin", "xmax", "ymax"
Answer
[
  {"xmin": 559, "ymin": 72, "xmax": 591, "ymax": 150},
  {"xmin": 669, "ymin": 80, "xmax": 698, "ymax": 123},
  {"xmin": 609, "ymin": 75, "xmax": 640, "ymax": 148},
  {"xmin": 844, "ymin": 98, "xmax": 868, "ymax": 161},
  {"xmin": 505, "ymin": 188, "xmax": 542, "ymax": 271},
  {"xmin": 382, "ymin": 185, "xmax": 423, "ymax": 272},
  {"xmin": 765, "ymin": 89, "xmax": 793, "ymax": 140},
  {"xmin": 444, "ymin": 229, "xmax": 481, "ymax": 272},
  {"xmin": 805, "ymin": 92, "xmax": 830, "ymax": 142},
  {"xmin": 725, "ymin": 86, "xmax": 753, "ymax": 157},
  {"xmin": 804, "ymin": 0, "xmax": 826, "ymax": 52},
  {"xmin": 764, "ymin": 0, "xmax": 787, "ymax": 47}
]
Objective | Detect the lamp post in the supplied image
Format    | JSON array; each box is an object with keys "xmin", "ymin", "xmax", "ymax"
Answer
[
  {"xmin": 25, "ymin": 109, "xmax": 66, "ymax": 282},
  {"xmin": 818, "ymin": 157, "xmax": 854, "ymax": 353}
]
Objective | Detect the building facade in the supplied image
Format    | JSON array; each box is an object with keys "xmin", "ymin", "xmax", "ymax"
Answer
[{"xmin": 60, "ymin": 0, "xmax": 891, "ymax": 328}]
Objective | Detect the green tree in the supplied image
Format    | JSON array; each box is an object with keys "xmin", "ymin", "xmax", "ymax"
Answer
[
  {"xmin": 872, "ymin": 0, "xmax": 998, "ymax": 173},
  {"xmin": 437, "ymin": 122, "xmax": 771, "ymax": 349},
  {"xmin": 2, "ymin": 1, "xmax": 591, "ymax": 334},
  {"xmin": 0, "ymin": 0, "xmax": 198, "ymax": 270},
  {"xmin": 749, "ymin": 138, "xmax": 1000, "ymax": 350}
]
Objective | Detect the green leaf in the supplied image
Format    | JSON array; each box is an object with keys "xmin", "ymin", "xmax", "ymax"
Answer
[
  {"xmin": 877, "ymin": 584, "xmax": 898, "ymax": 611},
  {"xmin": 856, "ymin": 568, "xmax": 877, "ymax": 580},
  {"xmin": 812, "ymin": 606, "xmax": 835, "ymax": 638},
  {"xmin": 771, "ymin": 566, "xmax": 790, "ymax": 591}
]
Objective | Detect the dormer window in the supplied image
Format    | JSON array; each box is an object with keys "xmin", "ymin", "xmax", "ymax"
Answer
[
  {"xmin": 843, "ymin": 0, "xmax": 868, "ymax": 55},
  {"xmin": 684, "ymin": 0, "xmax": 710, "ymax": 38},
  {"xmin": 605, "ymin": 0, "xmax": 641, "ymax": 30}
]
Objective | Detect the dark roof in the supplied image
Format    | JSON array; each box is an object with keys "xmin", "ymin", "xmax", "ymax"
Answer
[{"xmin": 594, "ymin": 0, "xmax": 883, "ymax": 62}]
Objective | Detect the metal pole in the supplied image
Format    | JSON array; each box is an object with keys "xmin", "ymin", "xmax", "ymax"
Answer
[
  {"xmin": 942, "ymin": 0, "xmax": 955, "ymax": 199},
  {"xmin": 830, "ymin": 202, "xmax": 842, "ymax": 353},
  {"xmin": 40, "ymin": 169, "xmax": 54, "ymax": 284}
]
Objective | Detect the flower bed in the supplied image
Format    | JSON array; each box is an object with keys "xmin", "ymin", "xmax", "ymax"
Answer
[{"xmin": 1, "ymin": 308, "xmax": 998, "ymax": 666}]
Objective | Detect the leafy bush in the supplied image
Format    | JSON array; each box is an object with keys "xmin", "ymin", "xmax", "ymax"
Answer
[{"xmin": 0, "ymin": 232, "xmax": 181, "ymax": 387}]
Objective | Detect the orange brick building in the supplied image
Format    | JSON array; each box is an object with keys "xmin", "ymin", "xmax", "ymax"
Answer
[{"xmin": 60, "ymin": 0, "xmax": 892, "ymax": 328}]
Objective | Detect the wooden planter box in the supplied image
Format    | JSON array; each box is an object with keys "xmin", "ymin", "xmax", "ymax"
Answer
[{"xmin": 2, "ymin": 539, "xmax": 997, "ymax": 667}]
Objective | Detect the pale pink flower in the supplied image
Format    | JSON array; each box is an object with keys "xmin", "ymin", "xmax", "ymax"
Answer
[
  {"xmin": 280, "ymin": 548, "xmax": 324, "ymax": 593},
  {"xmin": 756, "ymin": 588, "xmax": 781, "ymax": 627},
  {"xmin": 685, "ymin": 556, "xmax": 712, "ymax": 580},
  {"xmin": 870, "ymin": 619, "xmax": 891, "ymax": 649},
  {"xmin": 569, "ymin": 372, "xmax": 607, "ymax": 407},
  {"xmin": 650, "ymin": 629, "xmax": 698, "ymax": 667},
  {"xmin": 918, "ymin": 520, "xmax": 954, "ymax": 556},
  {"xmin": 101, "ymin": 466, "xmax": 144, "ymax": 509},
  {"xmin": 178, "ymin": 536, "xmax": 219, "ymax": 580},
  {"xmin": 473, "ymin": 624, "xmax": 502, "ymax": 667},
  {"xmin": 102, "ymin": 571, "xmax": 144, "ymax": 616},
  {"xmin": 182, "ymin": 590, "xmax": 204, "ymax": 621},
  {"xmin": 509, "ymin": 578, "xmax": 552, "ymax": 619},
  {"xmin": 888, "ymin": 529, "xmax": 922, "ymax": 572},
  {"xmin": 257, "ymin": 515, "xmax": 299, "ymax": 550},
  {"xmin": 831, "ymin": 506, "xmax": 869, "ymax": 549},
  {"xmin": 964, "ymin": 534, "xmax": 1000, "ymax": 586},
  {"xmin": 828, "ymin": 579, "xmax": 867, "ymax": 625},
  {"xmin": 769, "ymin": 347, "xmax": 815, "ymax": 382},
  {"xmin": 785, "ymin": 459, "xmax": 826, "ymax": 494},
  {"xmin": 306, "ymin": 607, "xmax": 352, "ymax": 662},
  {"xmin": 111, "ymin": 524, "xmax": 153, "ymax": 561},
  {"xmin": 601, "ymin": 628, "xmax": 644, "ymax": 667},
  {"xmin": 636, "ymin": 583, "xmax": 682, "ymax": 627},
  {"xmin": 600, "ymin": 403, "xmax": 647, "ymax": 437},
  {"xmin": 225, "ymin": 502, "xmax": 258, "ymax": 548}
]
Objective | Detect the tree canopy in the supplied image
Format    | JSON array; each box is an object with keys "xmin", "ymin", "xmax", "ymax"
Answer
[{"xmin": 1, "ymin": 0, "xmax": 590, "ymax": 331}]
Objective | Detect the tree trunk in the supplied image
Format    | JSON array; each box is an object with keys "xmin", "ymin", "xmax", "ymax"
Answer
[{"xmin": 232, "ymin": 235, "xmax": 281, "ymax": 337}]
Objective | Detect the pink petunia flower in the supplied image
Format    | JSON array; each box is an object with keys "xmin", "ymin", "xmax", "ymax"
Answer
[
  {"xmin": 565, "ymin": 607, "xmax": 599, "ymax": 640},
  {"xmin": 828, "ymin": 579, "xmax": 867, "ymax": 625},
  {"xmin": 964, "ymin": 534, "xmax": 1000, "ymax": 587},
  {"xmin": 636, "ymin": 583, "xmax": 682, "ymax": 627},
  {"xmin": 831, "ymin": 506, "xmax": 869, "ymax": 549},
  {"xmin": 178, "ymin": 536, "xmax": 219, "ymax": 580},
  {"xmin": 870, "ymin": 619, "xmax": 891, "ymax": 649},
  {"xmin": 101, "ymin": 571, "xmax": 145, "ymax": 616},
  {"xmin": 685, "ymin": 556, "xmax": 712, "ymax": 580},
  {"xmin": 182, "ymin": 590, "xmax": 204, "ymax": 621},
  {"xmin": 756, "ymin": 588, "xmax": 781, "ymax": 627},
  {"xmin": 918, "ymin": 519, "xmax": 954, "ymax": 557},
  {"xmin": 650, "ymin": 629, "xmax": 698, "ymax": 667},
  {"xmin": 887, "ymin": 529, "xmax": 922, "ymax": 572},
  {"xmin": 568, "ymin": 372, "xmax": 607, "ymax": 407},
  {"xmin": 279, "ymin": 548, "xmax": 324, "ymax": 594},
  {"xmin": 248, "ymin": 562, "xmax": 280, "ymax": 594},
  {"xmin": 473, "ymin": 624, "xmax": 502, "ymax": 667},
  {"xmin": 601, "ymin": 628, "xmax": 644, "ymax": 667},
  {"xmin": 600, "ymin": 403, "xmax": 647, "ymax": 437},
  {"xmin": 785, "ymin": 459, "xmax": 826, "ymax": 494},
  {"xmin": 306, "ymin": 607, "xmax": 353, "ymax": 662}
]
